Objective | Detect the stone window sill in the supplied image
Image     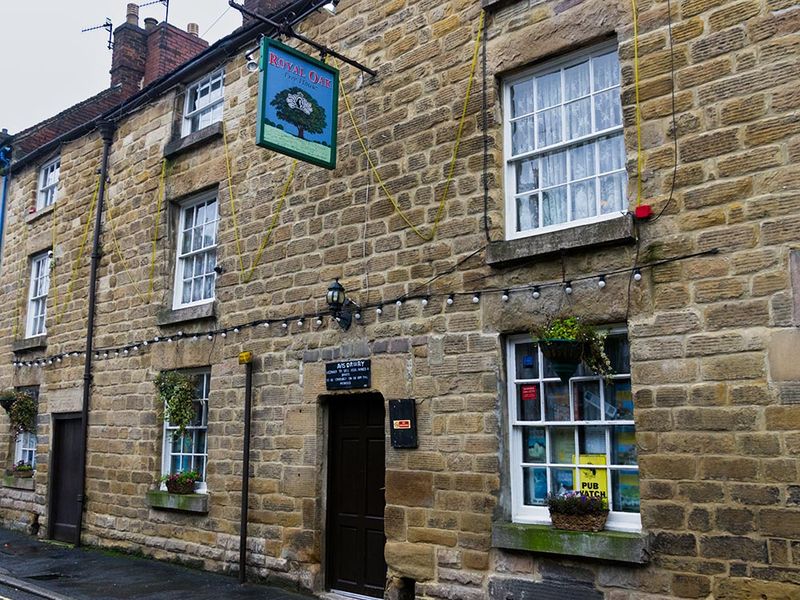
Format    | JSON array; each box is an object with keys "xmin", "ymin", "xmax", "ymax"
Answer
[
  {"xmin": 146, "ymin": 490, "xmax": 208, "ymax": 514},
  {"xmin": 12, "ymin": 336, "xmax": 47, "ymax": 353},
  {"xmin": 157, "ymin": 301, "xmax": 216, "ymax": 327},
  {"xmin": 486, "ymin": 213, "xmax": 636, "ymax": 267},
  {"xmin": 163, "ymin": 122, "xmax": 223, "ymax": 160},
  {"xmin": 3, "ymin": 474, "xmax": 36, "ymax": 491},
  {"xmin": 492, "ymin": 522, "xmax": 650, "ymax": 564},
  {"xmin": 25, "ymin": 204, "xmax": 55, "ymax": 224}
]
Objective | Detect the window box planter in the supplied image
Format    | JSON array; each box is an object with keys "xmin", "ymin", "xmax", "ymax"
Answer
[
  {"xmin": 146, "ymin": 490, "xmax": 208, "ymax": 514},
  {"xmin": 3, "ymin": 474, "xmax": 35, "ymax": 491}
]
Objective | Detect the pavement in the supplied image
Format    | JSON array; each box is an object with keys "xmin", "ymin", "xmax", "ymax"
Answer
[{"xmin": 0, "ymin": 527, "xmax": 316, "ymax": 600}]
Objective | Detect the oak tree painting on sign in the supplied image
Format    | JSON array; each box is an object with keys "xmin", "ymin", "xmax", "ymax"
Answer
[{"xmin": 257, "ymin": 38, "xmax": 339, "ymax": 169}]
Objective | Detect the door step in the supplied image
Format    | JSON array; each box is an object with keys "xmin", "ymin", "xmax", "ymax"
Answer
[{"xmin": 322, "ymin": 590, "xmax": 382, "ymax": 600}]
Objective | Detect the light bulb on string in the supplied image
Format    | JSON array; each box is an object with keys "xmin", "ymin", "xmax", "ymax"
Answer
[
  {"xmin": 355, "ymin": 312, "xmax": 362, "ymax": 321},
  {"xmin": 234, "ymin": 328, "xmax": 240, "ymax": 333},
  {"xmin": 376, "ymin": 305, "xmax": 383, "ymax": 315},
  {"xmin": 396, "ymin": 299, "xmax": 403, "ymax": 307},
  {"xmin": 154, "ymin": 336, "xmax": 160, "ymax": 342},
  {"xmin": 207, "ymin": 334, "xmax": 213, "ymax": 340},
  {"xmin": 297, "ymin": 319, "xmax": 304, "ymax": 327},
  {"xmin": 633, "ymin": 268, "xmax": 642, "ymax": 282},
  {"xmin": 282, "ymin": 321, "xmax": 288, "ymax": 329},
  {"xmin": 446, "ymin": 294, "xmax": 454, "ymax": 306},
  {"xmin": 472, "ymin": 293, "xmax": 480, "ymax": 304},
  {"xmin": 598, "ymin": 275, "xmax": 607, "ymax": 289},
  {"xmin": 502, "ymin": 290, "xmax": 510, "ymax": 302},
  {"xmin": 564, "ymin": 281, "xmax": 573, "ymax": 295},
  {"xmin": 532, "ymin": 286, "xmax": 541, "ymax": 299},
  {"xmin": 316, "ymin": 316, "xmax": 323, "ymax": 326},
  {"xmin": 221, "ymin": 331, "xmax": 227, "ymax": 338},
  {"xmin": 421, "ymin": 296, "xmax": 429, "ymax": 307},
  {"xmin": 103, "ymin": 352, "xmax": 109, "ymax": 358}
]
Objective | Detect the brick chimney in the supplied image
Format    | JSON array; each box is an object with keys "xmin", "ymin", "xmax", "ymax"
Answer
[{"xmin": 110, "ymin": 3, "xmax": 210, "ymax": 97}]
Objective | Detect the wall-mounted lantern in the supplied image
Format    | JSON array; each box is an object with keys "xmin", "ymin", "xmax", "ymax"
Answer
[{"xmin": 326, "ymin": 278, "xmax": 359, "ymax": 331}]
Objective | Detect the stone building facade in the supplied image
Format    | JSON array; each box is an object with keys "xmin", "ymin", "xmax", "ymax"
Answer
[{"xmin": 1, "ymin": 0, "xmax": 799, "ymax": 598}]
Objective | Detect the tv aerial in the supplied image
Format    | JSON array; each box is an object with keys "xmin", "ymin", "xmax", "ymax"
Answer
[
  {"xmin": 139, "ymin": 0, "xmax": 170, "ymax": 24},
  {"xmin": 81, "ymin": 18, "xmax": 113, "ymax": 50}
]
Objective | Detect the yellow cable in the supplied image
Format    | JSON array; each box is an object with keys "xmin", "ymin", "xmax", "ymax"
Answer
[
  {"xmin": 50, "ymin": 185, "xmax": 61, "ymax": 317},
  {"xmin": 339, "ymin": 10, "xmax": 485, "ymax": 241},
  {"xmin": 242, "ymin": 159, "xmax": 298, "ymax": 284},
  {"xmin": 631, "ymin": 0, "xmax": 644, "ymax": 206},
  {"xmin": 222, "ymin": 122, "xmax": 246, "ymax": 276},
  {"xmin": 147, "ymin": 159, "xmax": 167, "ymax": 299}
]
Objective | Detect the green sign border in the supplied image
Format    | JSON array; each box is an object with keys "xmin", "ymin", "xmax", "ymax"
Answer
[{"xmin": 256, "ymin": 37, "xmax": 339, "ymax": 170}]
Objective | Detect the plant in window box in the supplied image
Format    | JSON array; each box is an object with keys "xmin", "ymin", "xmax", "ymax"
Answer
[
  {"xmin": 154, "ymin": 371, "xmax": 196, "ymax": 438},
  {"xmin": 12, "ymin": 461, "xmax": 34, "ymax": 479},
  {"xmin": 7, "ymin": 392, "xmax": 37, "ymax": 438},
  {"xmin": 547, "ymin": 491, "xmax": 609, "ymax": 532},
  {"xmin": 531, "ymin": 316, "xmax": 613, "ymax": 383},
  {"xmin": 161, "ymin": 470, "xmax": 201, "ymax": 495}
]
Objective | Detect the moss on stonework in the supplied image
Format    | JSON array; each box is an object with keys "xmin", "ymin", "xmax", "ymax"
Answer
[
  {"xmin": 146, "ymin": 490, "xmax": 208, "ymax": 514},
  {"xmin": 492, "ymin": 522, "xmax": 650, "ymax": 564}
]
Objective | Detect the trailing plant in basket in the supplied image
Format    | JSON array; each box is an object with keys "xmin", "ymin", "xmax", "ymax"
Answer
[
  {"xmin": 531, "ymin": 316, "xmax": 613, "ymax": 381},
  {"xmin": 547, "ymin": 491, "xmax": 607, "ymax": 516},
  {"xmin": 0, "ymin": 389, "xmax": 19, "ymax": 413},
  {"xmin": 12, "ymin": 460, "xmax": 34, "ymax": 477},
  {"xmin": 8, "ymin": 392, "xmax": 37, "ymax": 437},
  {"xmin": 154, "ymin": 371, "xmax": 196, "ymax": 438}
]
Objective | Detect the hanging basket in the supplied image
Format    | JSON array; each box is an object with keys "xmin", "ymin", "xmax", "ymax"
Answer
[
  {"xmin": 539, "ymin": 339, "xmax": 585, "ymax": 383},
  {"xmin": 550, "ymin": 510, "xmax": 608, "ymax": 532},
  {"xmin": 166, "ymin": 479, "xmax": 196, "ymax": 495}
]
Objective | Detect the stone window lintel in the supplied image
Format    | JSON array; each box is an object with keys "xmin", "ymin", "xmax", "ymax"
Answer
[
  {"xmin": 146, "ymin": 490, "xmax": 209, "ymax": 514},
  {"xmin": 492, "ymin": 521, "xmax": 650, "ymax": 564}
]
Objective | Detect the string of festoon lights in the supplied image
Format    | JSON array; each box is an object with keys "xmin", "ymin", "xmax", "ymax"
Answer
[{"xmin": 11, "ymin": 248, "xmax": 718, "ymax": 369}]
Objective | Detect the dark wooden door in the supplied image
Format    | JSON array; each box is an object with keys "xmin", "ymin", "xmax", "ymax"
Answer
[
  {"xmin": 327, "ymin": 394, "xmax": 386, "ymax": 598},
  {"xmin": 49, "ymin": 414, "xmax": 82, "ymax": 544}
]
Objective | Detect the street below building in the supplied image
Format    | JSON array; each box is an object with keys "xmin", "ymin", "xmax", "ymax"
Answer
[{"xmin": 0, "ymin": 527, "xmax": 313, "ymax": 600}]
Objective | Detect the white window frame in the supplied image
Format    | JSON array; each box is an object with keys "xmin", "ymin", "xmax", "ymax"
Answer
[
  {"xmin": 502, "ymin": 42, "xmax": 627, "ymax": 240},
  {"xmin": 181, "ymin": 69, "xmax": 225, "ymax": 137},
  {"xmin": 14, "ymin": 387, "xmax": 38, "ymax": 469},
  {"xmin": 161, "ymin": 370, "xmax": 210, "ymax": 493},
  {"xmin": 26, "ymin": 251, "xmax": 50, "ymax": 338},
  {"xmin": 506, "ymin": 329, "xmax": 641, "ymax": 532},
  {"xmin": 37, "ymin": 157, "xmax": 60, "ymax": 210},
  {"xmin": 172, "ymin": 193, "xmax": 219, "ymax": 310}
]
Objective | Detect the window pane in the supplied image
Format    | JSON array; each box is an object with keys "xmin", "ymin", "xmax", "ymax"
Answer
[
  {"xmin": 612, "ymin": 426, "xmax": 637, "ymax": 465},
  {"xmin": 544, "ymin": 381, "xmax": 570, "ymax": 420},
  {"xmin": 537, "ymin": 107, "xmax": 562, "ymax": 148},
  {"xmin": 511, "ymin": 117, "xmax": 535, "ymax": 155},
  {"xmin": 515, "ymin": 159, "xmax": 539, "ymax": 193},
  {"xmin": 566, "ymin": 98, "xmax": 592, "ymax": 139},
  {"xmin": 536, "ymin": 71, "xmax": 561, "ymax": 109},
  {"xmin": 604, "ymin": 380, "xmax": 634, "ymax": 421},
  {"xmin": 565, "ymin": 61, "xmax": 590, "ymax": 101},
  {"xmin": 523, "ymin": 467, "xmax": 548, "ymax": 505},
  {"xmin": 522, "ymin": 427, "xmax": 546, "ymax": 463},
  {"xmin": 551, "ymin": 468, "xmax": 575, "ymax": 495},
  {"xmin": 542, "ymin": 186, "xmax": 567, "ymax": 227},
  {"xmin": 510, "ymin": 79, "xmax": 534, "ymax": 118},
  {"xmin": 517, "ymin": 384, "xmax": 541, "ymax": 421},
  {"xmin": 599, "ymin": 135, "xmax": 625, "ymax": 173},
  {"xmin": 570, "ymin": 143, "xmax": 595, "ymax": 181},
  {"xmin": 516, "ymin": 195, "xmax": 538, "ymax": 232},
  {"xmin": 540, "ymin": 151, "xmax": 566, "ymax": 187},
  {"xmin": 593, "ymin": 52, "xmax": 620, "ymax": 91},
  {"xmin": 600, "ymin": 172, "xmax": 626, "ymax": 214},
  {"xmin": 612, "ymin": 470, "xmax": 640, "ymax": 512},
  {"xmin": 595, "ymin": 89, "xmax": 622, "ymax": 130},
  {"xmin": 574, "ymin": 380, "xmax": 602, "ymax": 421},
  {"xmin": 550, "ymin": 427, "xmax": 575, "ymax": 463},
  {"xmin": 606, "ymin": 335, "xmax": 631, "ymax": 373},
  {"xmin": 514, "ymin": 342, "xmax": 539, "ymax": 379},
  {"xmin": 579, "ymin": 426, "xmax": 607, "ymax": 455},
  {"xmin": 570, "ymin": 180, "xmax": 596, "ymax": 221}
]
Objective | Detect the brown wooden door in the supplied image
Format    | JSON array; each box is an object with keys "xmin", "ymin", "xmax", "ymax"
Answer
[
  {"xmin": 327, "ymin": 394, "xmax": 386, "ymax": 598},
  {"xmin": 49, "ymin": 414, "xmax": 82, "ymax": 544}
]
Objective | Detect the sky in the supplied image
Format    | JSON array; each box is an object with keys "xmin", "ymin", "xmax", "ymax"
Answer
[{"xmin": 0, "ymin": 1, "xmax": 244, "ymax": 134}]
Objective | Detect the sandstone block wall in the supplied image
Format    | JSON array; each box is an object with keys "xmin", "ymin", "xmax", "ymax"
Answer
[{"xmin": 1, "ymin": 0, "xmax": 799, "ymax": 598}]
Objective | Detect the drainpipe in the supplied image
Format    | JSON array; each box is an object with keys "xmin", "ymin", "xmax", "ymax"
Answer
[
  {"xmin": 75, "ymin": 120, "xmax": 116, "ymax": 547},
  {"xmin": 238, "ymin": 352, "xmax": 254, "ymax": 583},
  {"xmin": 0, "ymin": 132, "xmax": 12, "ymax": 264}
]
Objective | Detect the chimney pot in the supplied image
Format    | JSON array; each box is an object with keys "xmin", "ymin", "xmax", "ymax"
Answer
[
  {"xmin": 187, "ymin": 23, "xmax": 199, "ymax": 37},
  {"xmin": 126, "ymin": 3, "xmax": 139, "ymax": 25},
  {"xmin": 144, "ymin": 17, "xmax": 158, "ymax": 31}
]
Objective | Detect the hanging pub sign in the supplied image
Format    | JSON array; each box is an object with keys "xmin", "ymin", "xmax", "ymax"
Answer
[{"xmin": 257, "ymin": 37, "xmax": 339, "ymax": 169}]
